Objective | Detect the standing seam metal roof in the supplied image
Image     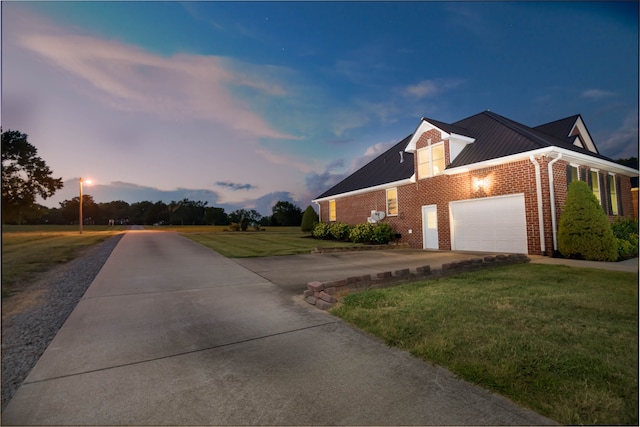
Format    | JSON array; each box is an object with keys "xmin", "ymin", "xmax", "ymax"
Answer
[{"xmin": 315, "ymin": 111, "xmax": 621, "ymax": 199}]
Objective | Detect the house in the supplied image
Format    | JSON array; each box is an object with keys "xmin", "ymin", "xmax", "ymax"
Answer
[{"xmin": 312, "ymin": 111, "xmax": 639, "ymax": 256}]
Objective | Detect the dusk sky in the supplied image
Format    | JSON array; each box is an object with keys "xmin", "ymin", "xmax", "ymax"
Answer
[{"xmin": 2, "ymin": 1, "xmax": 638, "ymax": 215}]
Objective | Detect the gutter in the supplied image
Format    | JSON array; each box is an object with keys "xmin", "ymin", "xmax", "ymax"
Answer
[
  {"xmin": 547, "ymin": 153, "xmax": 563, "ymax": 252},
  {"xmin": 529, "ymin": 156, "xmax": 545, "ymax": 254}
]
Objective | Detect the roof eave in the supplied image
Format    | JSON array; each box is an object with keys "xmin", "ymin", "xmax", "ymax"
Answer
[
  {"xmin": 444, "ymin": 146, "xmax": 639, "ymax": 177},
  {"xmin": 312, "ymin": 176, "xmax": 415, "ymax": 203}
]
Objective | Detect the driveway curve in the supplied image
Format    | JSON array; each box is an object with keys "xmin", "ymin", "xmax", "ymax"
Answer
[{"xmin": 2, "ymin": 230, "xmax": 554, "ymax": 425}]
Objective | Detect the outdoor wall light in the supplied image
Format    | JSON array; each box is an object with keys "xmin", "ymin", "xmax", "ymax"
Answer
[{"xmin": 472, "ymin": 175, "xmax": 493, "ymax": 192}]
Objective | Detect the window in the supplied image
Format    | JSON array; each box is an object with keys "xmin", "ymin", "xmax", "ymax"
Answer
[
  {"xmin": 329, "ymin": 200, "xmax": 336, "ymax": 222},
  {"xmin": 608, "ymin": 174, "xmax": 619, "ymax": 215},
  {"xmin": 417, "ymin": 142, "xmax": 445, "ymax": 179},
  {"xmin": 386, "ymin": 188, "xmax": 398, "ymax": 216},
  {"xmin": 590, "ymin": 171, "xmax": 601, "ymax": 205},
  {"xmin": 566, "ymin": 165, "xmax": 579, "ymax": 187}
]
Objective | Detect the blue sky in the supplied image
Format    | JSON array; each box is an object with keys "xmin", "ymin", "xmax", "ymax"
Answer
[{"xmin": 2, "ymin": 1, "xmax": 638, "ymax": 215}]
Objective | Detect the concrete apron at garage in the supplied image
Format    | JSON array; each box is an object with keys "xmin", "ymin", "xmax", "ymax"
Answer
[
  {"xmin": 233, "ymin": 248, "xmax": 503, "ymax": 294},
  {"xmin": 2, "ymin": 231, "xmax": 554, "ymax": 425}
]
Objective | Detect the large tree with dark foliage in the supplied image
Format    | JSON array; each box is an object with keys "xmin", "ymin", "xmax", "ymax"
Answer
[
  {"xmin": 271, "ymin": 201, "xmax": 303, "ymax": 226},
  {"xmin": 2, "ymin": 130, "xmax": 63, "ymax": 224}
]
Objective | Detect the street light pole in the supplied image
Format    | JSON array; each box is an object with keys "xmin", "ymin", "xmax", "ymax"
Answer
[{"xmin": 79, "ymin": 178, "xmax": 84, "ymax": 234}]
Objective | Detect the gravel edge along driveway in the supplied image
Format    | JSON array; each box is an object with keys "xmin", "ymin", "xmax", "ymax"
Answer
[{"xmin": 1, "ymin": 234, "xmax": 124, "ymax": 410}]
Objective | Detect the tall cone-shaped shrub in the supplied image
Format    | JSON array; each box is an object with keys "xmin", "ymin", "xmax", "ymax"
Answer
[
  {"xmin": 558, "ymin": 181, "xmax": 617, "ymax": 261},
  {"xmin": 301, "ymin": 205, "xmax": 319, "ymax": 232}
]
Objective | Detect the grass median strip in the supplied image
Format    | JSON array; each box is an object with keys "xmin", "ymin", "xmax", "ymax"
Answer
[
  {"xmin": 331, "ymin": 263, "xmax": 638, "ymax": 425},
  {"xmin": 1, "ymin": 225, "xmax": 126, "ymax": 297}
]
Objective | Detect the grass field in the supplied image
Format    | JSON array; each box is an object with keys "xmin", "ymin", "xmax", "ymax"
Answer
[
  {"xmin": 331, "ymin": 263, "xmax": 639, "ymax": 425},
  {"xmin": 180, "ymin": 227, "xmax": 364, "ymax": 257},
  {"xmin": 1, "ymin": 225, "xmax": 126, "ymax": 297}
]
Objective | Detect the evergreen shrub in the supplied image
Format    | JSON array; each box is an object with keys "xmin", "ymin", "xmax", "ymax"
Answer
[
  {"xmin": 371, "ymin": 222, "xmax": 395, "ymax": 244},
  {"xmin": 330, "ymin": 222, "xmax": 351, "ymax": 241},
  {"xmin": 557, "ymin": 181, "xmax": 617, "ymax": 261},
  {"xmin": 612, "ymin": 217, "xmax": 639, "ymax": 260},
  {"xmin": 349, "ymin": 223, "xmax": 375, "ymax": 243},
  {"xmin": 311, "ymin": 222, "xmax": 331, "ymax": 239},
  {"xmin": 300, "ymin": 205, "xmax": 319, "ymax": 232}
]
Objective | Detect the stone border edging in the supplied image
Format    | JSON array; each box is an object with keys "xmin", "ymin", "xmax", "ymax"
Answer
[{"xmin": 304, "ymin": 254, "xmax": 531, "ymax": 311}]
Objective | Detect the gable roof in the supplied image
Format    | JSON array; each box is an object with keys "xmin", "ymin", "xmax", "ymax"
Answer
[
  {"xmin": 447, "ymin": 111, "xmax": 611, "ymax": 168},
  {"xmin": 315, "ymin": 135, "xmax": 414, "ymax": 200},
  {"xmin": 534, "ymin": 114, "xmax": 599, "ymax": 153},
  {"xmin": 314, "ymin": 111, "xmax": 637, "ymax": 200}
]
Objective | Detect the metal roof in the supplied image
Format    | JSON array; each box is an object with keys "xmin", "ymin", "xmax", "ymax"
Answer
[
  {"xmin": 315, "ymin": 111, "xmax": 632, "ymax": 200},
  {"xmin": 315, "ymin": 135, "xmax": 414, "ymax": 199}
]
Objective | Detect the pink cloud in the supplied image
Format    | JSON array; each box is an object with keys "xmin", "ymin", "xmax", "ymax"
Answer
[{"xmin": 18, "ymin": 30, "xmax": 296, "ymax": 141}]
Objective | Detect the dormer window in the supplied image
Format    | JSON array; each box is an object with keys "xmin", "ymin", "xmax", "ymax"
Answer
[{"xmin": 417, "ymin": 142, "xmax": 445, "ymax": 179}]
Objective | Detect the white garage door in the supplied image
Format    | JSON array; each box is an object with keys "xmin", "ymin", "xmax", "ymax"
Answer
[{"xmin": 449, "ymin": 194, "xmax": 528, "ymax": 254}]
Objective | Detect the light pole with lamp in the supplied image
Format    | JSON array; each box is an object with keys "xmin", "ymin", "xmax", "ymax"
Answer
[{"xmin": 79, "ymin": 178, "xmax": 92, "ymax": 234}]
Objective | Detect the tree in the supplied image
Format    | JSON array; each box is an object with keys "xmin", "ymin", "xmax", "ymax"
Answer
[
  {"xmin": 558, "ymin": 181, "xmax": 618, "ymax": 261},
  {"xmin": 59, "ymin": 195, "xmax": 99, "ymax": 225},
  {"xmin": 2, "ymin": 130, "xmax": 63, "ymax": 224},
  {"xmin": 301, "ymin": 205, "xmax": 319, "ymax": 232},
  {"xmin": 229, "ymin": 209, "xmax": 261, "ymax": 225},
  {"xmin": 271, "ymin": 201, "xmax": 303, "ymax": 226}
]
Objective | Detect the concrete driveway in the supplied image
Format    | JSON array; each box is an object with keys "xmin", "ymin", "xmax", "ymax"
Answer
[
  {"xmin": 2, "ymin": 230, "xmax": 553, "ymax": 425},
  {"xmin": 234, "ymin": 248, "xmax": 499, "ymax": 294}
]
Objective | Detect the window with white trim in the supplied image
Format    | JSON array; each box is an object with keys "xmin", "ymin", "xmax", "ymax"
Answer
[
  {"xmin": 417, "ymin": 142, "xmax": 445, "ymax": 179},
  {"xmin": 329, "ymin": 200, "xmax": 336, "ymax": 222},
  {"xmin": 590, "ymin": 171, "xmax": 601, "ymax": 205},
  {"xmin": 386, "ymin": 188, "xmax": 398, "ymax": 216}
]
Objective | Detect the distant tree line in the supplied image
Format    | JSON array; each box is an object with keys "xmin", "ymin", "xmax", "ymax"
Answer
[
  {"xmin": 3, "ymin": 196, "xmax": 305, "ymax": 227},
  {"xmin": 2, "ymin": 129, "xmax": 306, "ymax": 227}
]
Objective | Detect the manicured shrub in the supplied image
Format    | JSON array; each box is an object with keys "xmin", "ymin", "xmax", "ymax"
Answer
[
  {"xmin": 311, "ymin": 222, "xmax": 331, "ymax": 239},
  {"xmin": 300, "ymin": 205, "xmax": 319, "ymax": 233},
  {"xmin": 330, "ymin": 222, "xmax": 351, "ymax": 241},
  {"xmin": 349, "ymin": 223, "xmax": 375, "ymax": 243},
  {"xmin": 558, "ymin": 181, "xmax": 617, "ymax": 261},
  {"xmin": 610, "ymin": 217, "xmax": 638, "ymax": 260},
  {"xmin": 371, "ymin": 222, "xmax": 395, "ymax": 244}
]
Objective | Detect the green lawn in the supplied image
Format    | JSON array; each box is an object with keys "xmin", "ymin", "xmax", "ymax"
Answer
[
  {"xmin": 1, "ymin": 225, "xmax": 126, "ymax": 297},
  {"xmin": 183, "ymin": 228, "xmax": 364, "ymax": 257},
  {"xmin": 331, "ymin": 263, "xmax": 639, "ymax": 425}
]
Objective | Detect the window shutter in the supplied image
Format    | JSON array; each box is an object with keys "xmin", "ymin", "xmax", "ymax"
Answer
[
  {"xmin": 616, "ymin": 176, "xmax": 623, "ymax": 216},
  {"xmin": 566, "ymin": 165, "xmax": 572, "ymax": 186},
  {"xmin": 599, "ymin": 173, "xmax": 606, "ymax": 212},
  {"xmin": 587, "ymin": 170, "xmax": 592, "ymax": 188},
  {"xmin": 580, "ymin": 167, "xmax": 588, "ymax": 182}
]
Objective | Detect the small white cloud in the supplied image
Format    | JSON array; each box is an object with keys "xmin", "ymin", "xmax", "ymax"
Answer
[
  {"xmin": 581, "ymin": 89, "xmax": 617, "ymax": 100},
  {"xmin": 402, "ymin": 78, "xmax": 465, "ymax": 100}
]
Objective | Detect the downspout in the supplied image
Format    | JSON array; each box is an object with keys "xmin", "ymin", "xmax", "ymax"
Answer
[
  {"xmin": 313, "ymin": 201, "xmax": 321, "ymax": 222},
  {"xmin": 529, "ymin": 156, "xmax": 545, "ymax": 254},
  {"xmin": 547, "ymin": 153, "xmax": 562, "ymax": 253}
]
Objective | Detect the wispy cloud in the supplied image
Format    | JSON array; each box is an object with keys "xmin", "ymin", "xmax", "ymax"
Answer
[
  {"xmin": 581, "ymin": 89, "xmax": 618, "ymax": 100},
  {"xmin": 402, "ymin": 78, "xmax": 466, "ymax": 99},
  {"xmin": 216, "ymin": 181, "xmax": 258, "ymax": 191},
  {"xmin": 18, "ymin": 31, "xmax": 296, "ymax": 140},
  {"xmin": 597, "ymin": 112, "xmax": 639, "ymax": 159}
]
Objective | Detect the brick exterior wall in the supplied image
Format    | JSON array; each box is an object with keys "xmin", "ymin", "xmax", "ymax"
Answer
[{"xmin": 317, "ymin": 131, "xmax": 637, "ymax": 256}]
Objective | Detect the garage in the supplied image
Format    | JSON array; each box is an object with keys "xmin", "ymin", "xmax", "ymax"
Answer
[{"xmin": 449, "ymin": 194, "xmax": 528, "ymax": 254}]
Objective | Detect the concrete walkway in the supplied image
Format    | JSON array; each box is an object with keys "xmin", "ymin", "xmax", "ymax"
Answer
[{"xmin": 2, "ymin": 230, "xmax": 554, "ymax": 425}]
